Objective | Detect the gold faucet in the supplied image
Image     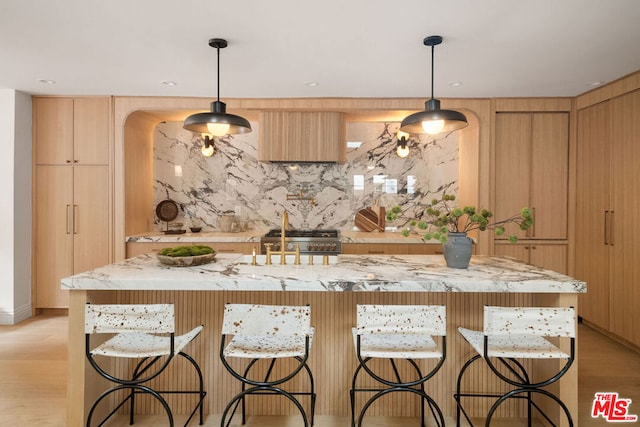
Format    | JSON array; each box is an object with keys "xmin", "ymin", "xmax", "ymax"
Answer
[{"xmin": 271, "ymin": 210, "xmax": 299, "ymax": 265}]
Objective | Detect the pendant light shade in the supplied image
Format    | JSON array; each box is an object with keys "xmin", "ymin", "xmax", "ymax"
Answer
[
  {"xmin": 400, "ymin": 35, "xmax": 468, "ymax": 135},
  {"xmin": 183, "ymin": 38, "xmax": 251, "ymax": 136}
]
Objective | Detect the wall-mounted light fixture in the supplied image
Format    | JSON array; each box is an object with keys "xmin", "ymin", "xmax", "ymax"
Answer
[
  {"xmin": 183, "ymin": 38, "xmax": 252, "ymax": 137},
  {"xmin": 396, "ymin": 130, "xmax": 411, "ymax": 158},
  {"xmin": 400, "ymin": 35, "xmax": 468, "ymax": 135},
  {"xmin": 201, "ymin": 134, "xmax": 215, "ymax": 157}
]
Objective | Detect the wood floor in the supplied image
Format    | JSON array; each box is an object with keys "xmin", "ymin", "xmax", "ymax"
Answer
[{"xmin": 1, "ymin": 315, "xmax": 638, "ymax": 426}]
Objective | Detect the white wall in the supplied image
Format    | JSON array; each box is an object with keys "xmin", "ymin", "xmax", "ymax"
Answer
[{"xmin": 0, "ymin": 89, "xmax": 32, "ymax": 324}]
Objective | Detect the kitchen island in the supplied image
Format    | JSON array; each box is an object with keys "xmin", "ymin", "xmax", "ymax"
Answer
[{"xmin": 63, "ymin": 254, "xmax": 585, "ymax": 426}]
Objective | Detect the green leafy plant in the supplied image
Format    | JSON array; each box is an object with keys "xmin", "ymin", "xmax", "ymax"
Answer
[
  {"xmin": 158, "ymin": 245, "xmax": 215, "ymax": 257},
  {"xmin": 386, "ymin": 193, "xmax": 534, "ymax": 243}
]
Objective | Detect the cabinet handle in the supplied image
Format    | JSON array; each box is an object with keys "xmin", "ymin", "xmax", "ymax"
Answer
[
  {"xmin": 73, "ymin": 205, "xmax": 79, "ymax": 234},
  {"xmin": 367, "ymin": 250, "xmax": 385, "ymax": 254},
  {"xmin": 66, "ymin": 205, "xmax": 72, "ymax": 234},
  {"xmin": 604, "ymin": 210, "xmax": 610, "ymax": 245},
  {"xmin": 610, "ymin": 211, "xmax": 614, "ymax": 246},
  {"xmin": 217, "ymin": 249, "xmax": 237, "ymax": 253}
]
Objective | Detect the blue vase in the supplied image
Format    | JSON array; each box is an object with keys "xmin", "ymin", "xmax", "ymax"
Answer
[{"xmin": 443, "ymin": 232, "xmax": 473, "ymax": 268}]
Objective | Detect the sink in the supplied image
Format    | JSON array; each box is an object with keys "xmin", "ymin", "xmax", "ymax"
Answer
[{"xmin": 239, "ymin": 254, "xmax": 338, "ymax": 265}]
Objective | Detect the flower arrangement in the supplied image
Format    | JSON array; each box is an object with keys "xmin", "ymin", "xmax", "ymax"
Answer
[{"xmin": 386, "ymin": 193, "xmax": 534, "ymax": 243}]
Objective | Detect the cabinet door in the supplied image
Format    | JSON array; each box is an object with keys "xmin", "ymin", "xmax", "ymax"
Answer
[
  {"xmin": 341, "ymin": 243, "xmax": 408, "ymax": 254},
  {"xmin": 495, "ymin": 113, "xmax": 532, "ymax": 240},
  {"xmin": 495, "ymin": 112, "xmax": 569, "ymax": 240},
  {"xmin": 73, "ymin": 98, "xmax": 110, "ymax": 165},
  {"xmin": 610, "ymin": 90, "xmax": 640, "ymax": 346},
  {"xmin": 34, "ymin": 166, "xmax": 73, "ymax": 307},
  {"xmin": 495, "ymin": 242, "xmax": 567, "ymax": 274},
  {"xmin": 73, "ymin": 166, "xmax": 111, "ymax": 274},
  {"xmin": 34, "ymin": 98, "xmax": 74, "ymax": 165},
  {"xmin": 494, "ymin": 243, "xmax": 529, "ymax": 264},
  {"xmin": 575, "ymin": 102, "xmax": 610, "ymax": 330},
  {"xmin": 126, "ymin": 242, "xmax": 185, "ymax": 258},
  {"xmin": 528, "ymin": 244, "xmax": 567, "ymax": 274},
  {"xmin": 530, "ymin": 113, "xmax": 568, "ymax": 239}
]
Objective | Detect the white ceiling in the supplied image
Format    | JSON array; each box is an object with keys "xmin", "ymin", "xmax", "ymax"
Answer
[{"xmin": 2, "ymin": 0, "xmax": 640, "ymax": 99}]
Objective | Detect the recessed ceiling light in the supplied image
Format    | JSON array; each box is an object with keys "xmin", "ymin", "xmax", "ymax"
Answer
[
  {"xmin": 38, "ymin": 79, "xmax": 56, "ymax": 84},
  {"xmin": 304, "ymin": 81, "xmax": 318, "ymax": 87},
  {"xmin": 586, "ymin": 81, "xmax": 604, "ymax": 87},
  {"xmin": 162, "ymin": 81, "xmax": 177, "ymax": 86},
  {"xmin": 448, "ymin": 81, "xmax": 462, "ymax": 87}
]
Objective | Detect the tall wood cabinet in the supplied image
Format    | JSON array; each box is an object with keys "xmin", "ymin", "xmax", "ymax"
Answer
[
  {"xmin": 494, "ymin": 111, "xmax": 569, "ymax": 273},
  {"xmin": 33, "ymin": 97, "xmax": 112, "ymax": 308},
  {"xmin": 576, "ymin": 89, "xmax": 640, "ymax": 347}
]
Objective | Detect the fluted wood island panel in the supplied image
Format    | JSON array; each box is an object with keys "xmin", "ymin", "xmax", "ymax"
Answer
[{"xmin": 63, "ymin": 254, "xmax": 585, "ymax": 426}]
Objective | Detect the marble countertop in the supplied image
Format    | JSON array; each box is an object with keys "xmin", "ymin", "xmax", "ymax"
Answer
[
  {"xmin": 61, "ymin": 254, "xmax": 586, "ymax": 294},
  {"xmin": 126, "ymin": 229, "xmax": 438, "ymax": 245},
  {"xmin": 126, "ymin": 229, "xmax": 268, "ymax": 243}
]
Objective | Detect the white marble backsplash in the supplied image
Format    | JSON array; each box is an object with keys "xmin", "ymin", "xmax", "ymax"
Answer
[{"xmin": 153, "ymin": 121, "xmax": 459, "ymax": 231}]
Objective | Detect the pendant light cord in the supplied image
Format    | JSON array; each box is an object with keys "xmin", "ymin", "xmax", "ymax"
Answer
[
  {"xmin": 430, "ymin": 42, "xmax": 435, "ymax": 101},
  {"xmin": 216, "ymin": 44, "xmax": 221, "ymax": 103}
]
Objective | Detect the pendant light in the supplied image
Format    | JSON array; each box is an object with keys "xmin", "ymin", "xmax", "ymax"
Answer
[
  {"xmin": 400, "ymin": 35, "xmax": 468, "ymax": 135},
  {"xmin": 183, "ymin": 38, "xmax": 252, "ymax": 137}
]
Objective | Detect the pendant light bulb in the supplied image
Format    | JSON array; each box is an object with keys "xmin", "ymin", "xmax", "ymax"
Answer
[
  {"xmin": 207, "ymin": 122, "xmax": 230, "ymax": 137},
  {"xmin": 397, "ymin": 145, "xmax": 410, "ymax": 158},
  {"xmin": 422, "ymin": 119, "xmax": 445, "ymax": 135},
  {"xmin": 201, "ymin": 143, "xmax": 215, "ymax": 157}
]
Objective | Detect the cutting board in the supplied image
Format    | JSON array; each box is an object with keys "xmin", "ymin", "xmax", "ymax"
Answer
[{"xmin": 355, "ymin": 206, "xmax": 386, "ymax": 232}]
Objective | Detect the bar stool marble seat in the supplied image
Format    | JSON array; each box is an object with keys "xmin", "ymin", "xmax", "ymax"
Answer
[
  {"xmin": 454, "ymin": 306, "xmax": 575, "ymax": 426},
  {"xmin": 350, "ymin": 304, "xmax": 447, "ymax": 427},
  {"xmin": 219, "ymin": 304, "xmax": 316, "ymax": 427},
  {"xmin": 84, "ymin": 303, "xmax": 206, "ymax": 427}
]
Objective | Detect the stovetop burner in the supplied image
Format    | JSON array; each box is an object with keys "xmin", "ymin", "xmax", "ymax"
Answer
[
  {"xmin": 264, "ymin": 229, "xmax": 339, "ymax": 238},
  {"xmin": 260, "ymin": 229, "xmax": 341, "ymax": 254}
]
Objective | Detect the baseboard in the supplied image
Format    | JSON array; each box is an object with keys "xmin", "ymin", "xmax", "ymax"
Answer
[
  {"xmin": 581, "ymin": 319, "xmax": 640, "ymax": 355},
  {"xmin": 0, "ymin": 303, "xmax": 32, "ymax": 325}
]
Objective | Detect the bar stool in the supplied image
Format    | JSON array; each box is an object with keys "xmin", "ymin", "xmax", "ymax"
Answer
[
  {"xmin": 454, "ymin": 306, "xmax": 575, "ymax": 426},
  {"xmin": 84, "ymin": 303, "xmax": 206, "ymax": 427},
  {"xmin": 350, "ymin": 304, "xmax": 447, "ymax": 427},
  {"xmin": 219, "ymin": 303, "xmax": 315, "ymax": 427}
]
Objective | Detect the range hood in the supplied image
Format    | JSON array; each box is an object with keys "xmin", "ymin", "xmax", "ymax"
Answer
[{"xmin": 258, "ymin": 111, "xmax": 346, "ymax": 163}]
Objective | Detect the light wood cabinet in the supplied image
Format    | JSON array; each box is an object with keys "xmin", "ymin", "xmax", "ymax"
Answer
[
  {"xmin": 33, "ymin": 96, "xmax": 112, "ymax": 308},
  {"xmin": 495, "ymin": 112, "xmax": 569, "ymax": 240},
  {"xmin": 34, "ymin": 165, "xmax": 110, "ymax": 308},
  {"xmin": 494, "ymin": 242, "xmax": 567, "ymax": 274},
  {"xmin": 575, "ymin": 101, "xmax": 610, "ymax": 331},
  {"xmin": 576, "ymin": 89, "xmax": 640, "ymax": 347},
  {"xmin": 258, "ymin": 111, "xmax": 346, "ymax": 163},
  {"xmin": 34, "ymin": 97, "xmax": 110, "ymax": 165},
  {"xmin": 341, "ymin": 243, "xmax": 443, "ymax": 255}
]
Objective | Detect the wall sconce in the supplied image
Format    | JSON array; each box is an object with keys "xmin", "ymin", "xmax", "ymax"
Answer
[
  {"xmin": 396, "ymin": 131, "xmax": 410, "ymax": 158},
  {"xmin": 201, "ymin": 134, "xmax": 215, "ymax": 157}
]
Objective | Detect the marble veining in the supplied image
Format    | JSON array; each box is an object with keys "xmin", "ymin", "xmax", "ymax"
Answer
[
  {"xmin": 62, "ymin": 254, "xmax": 586, "ymax": 294},
  {"xmin": 153, "ymin": 121, "xmax": 459, "ymax": 231}
]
